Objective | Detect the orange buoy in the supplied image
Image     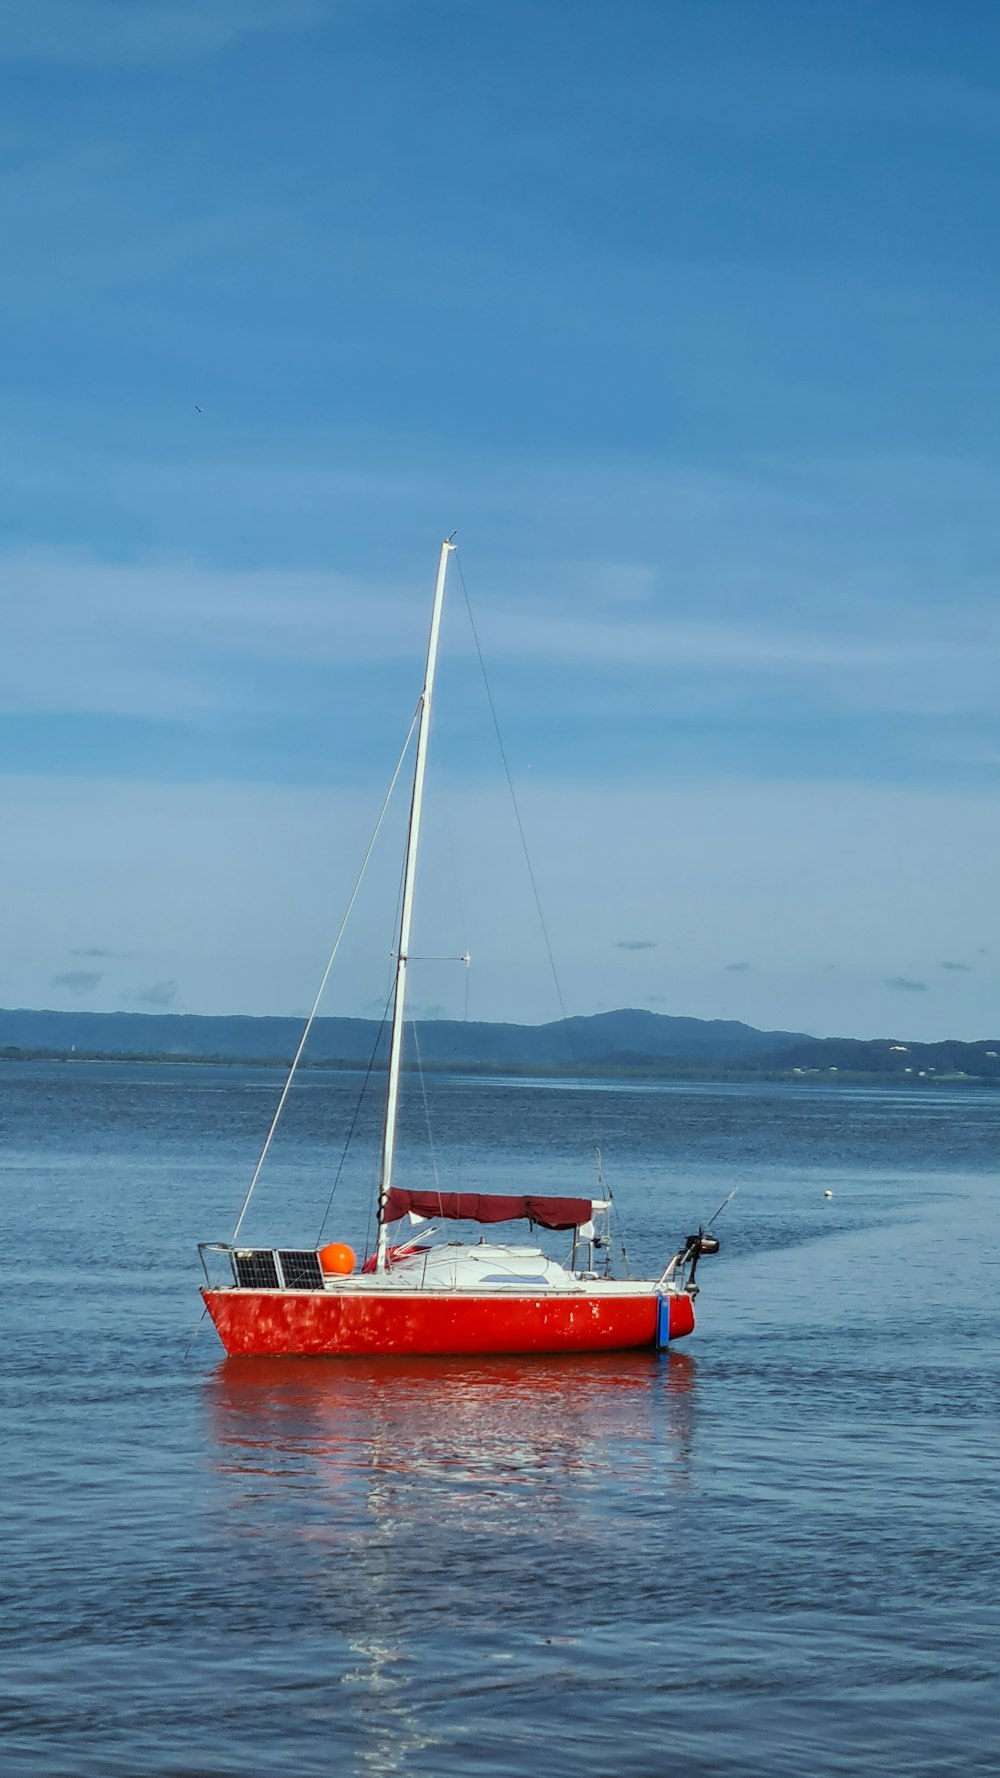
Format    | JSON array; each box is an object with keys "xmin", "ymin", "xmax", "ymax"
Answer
[{"xmin": 318, "ymin": 1241, "xmax": 356, "ymax": 1276}]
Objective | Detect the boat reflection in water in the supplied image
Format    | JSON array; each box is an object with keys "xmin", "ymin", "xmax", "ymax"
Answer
[
  {"xmin": 207, "ymin": 1349, "xmax": 699, "ymax": 1532},
  {"xmin": 204, "ymin": 1353, "xmax": 698, "ymax": 1773}
]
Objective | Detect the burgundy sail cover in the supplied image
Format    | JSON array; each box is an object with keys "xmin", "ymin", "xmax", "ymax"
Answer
[{"xmin": 381, "ymin": 1188, "xmax": 593, "ymax": 1231}]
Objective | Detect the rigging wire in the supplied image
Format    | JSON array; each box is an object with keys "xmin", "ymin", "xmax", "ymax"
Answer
[
  {"xmin": 182, "ymin": 1304, "xmax": 209, "ymax": 1359},
  {"xmin": 315, "ymin": 984, "xmax": 395, "ymax": 1247},
  {"xmin": 409, "ymin": 1018, "xmax": 444, "ymax": 1211},
  {"xmin": 440, "ymin": 821, "xmax": 471, "ymax": 1188},
  {"xmin": 445, "ymin": 819, "xmax": 472, "ymax": 1027},
  {"xmin": 454, "ymin": 550, "xmax": 574, "ymax": 1037},
  {"xmin": 359, "ymin": 843, "xmax": 411, "ymax": 1261},
  {"xmin": 454, "ymin": 548, "xmax": 636, "ymax": 1260},
  {"xmin": 362, "ymin": 1134, "xmax": 380, "ymax": 1266},
  {"xmin": 231, "ymin": 701, "xmax": 422, "ymax": 1244}
]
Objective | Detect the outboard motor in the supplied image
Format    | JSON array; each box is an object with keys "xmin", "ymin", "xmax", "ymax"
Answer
[{"xmin": 672, "ymin": 1228, "xmax": 720, "ymax": 1293}]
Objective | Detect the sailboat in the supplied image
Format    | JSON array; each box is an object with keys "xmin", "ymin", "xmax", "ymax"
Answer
[{"xmin": 199, "ymin": 540, "xmax": 718, "ymax": 1357}]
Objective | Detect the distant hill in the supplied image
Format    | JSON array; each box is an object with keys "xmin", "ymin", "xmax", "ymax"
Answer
[
  {"xmin": 0, "ymin": 1005, "xmax": 806, "ymax": 1067},
  {"xmin": 762, "ymin": 1033, "xmax": 1000, "ymax": 1083},
  {"xmin": 1, "ymin": 1006, "xmax": 998, "ymax": 1083}
]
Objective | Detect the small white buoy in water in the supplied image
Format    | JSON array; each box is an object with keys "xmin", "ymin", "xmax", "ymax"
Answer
[{"xmin": 823, "ymin": 1189, "xmax": 834, "ymax": 1199}]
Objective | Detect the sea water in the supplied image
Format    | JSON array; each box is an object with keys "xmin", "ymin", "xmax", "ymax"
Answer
[{"xmin": 1, "ymin": 1061, "xmax": 996, "ymax": 1777}]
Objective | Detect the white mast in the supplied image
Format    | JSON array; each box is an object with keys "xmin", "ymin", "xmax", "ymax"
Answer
[{"xmin": 374, "ymin": 538, "xmax": 455, "ymax": 1269}]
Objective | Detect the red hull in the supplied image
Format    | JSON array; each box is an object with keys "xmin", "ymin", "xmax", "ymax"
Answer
[{"xmin": 202, "ymin": 1287, "xmax": 695, "ymax": 1358}]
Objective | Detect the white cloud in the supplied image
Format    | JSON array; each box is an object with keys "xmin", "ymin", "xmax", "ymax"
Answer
[{"xmin": 3, "ymin": 546, "xmax": 999, "ymax": 729}]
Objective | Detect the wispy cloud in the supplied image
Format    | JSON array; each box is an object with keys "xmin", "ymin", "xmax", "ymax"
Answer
[
  {"xmin": 3, "ymin": 773, "xmax": 999, "ymax": 1037},
  {"xmin": 0, "ymin": 553, "xmax": 434, "ymax": 722},
  {"xmin": 4, "ymin": 529, "xmax": 999, "ymax": 747},
  {"xmin": 615, "ymin": 939, "xmax": 657, "ymax": 951},
  {"xmin": 884, "ymin": 976, "xmax": 929, "ymax": 992},
  {"xmin": 71, "ymin": 946, "xmax": 118, "ymax": 958},
  {"xmin": 725, "ymin": 961, "xmax": 751, "ymax": 972},
  {"xmin": 0, "ymin": 1, "xmax": 323, "ymax": 68},
  {"xmin": 939, "ymin": 960, "xmax": 973, "ymax": 971},
  {"xmin": 136, "ymin": 979, "xmax": 178, "ymax": 1007},
  {"xmin": 7, "ymin": 490, "xmax": 996, "ymax": 746},
  {"xmin": 52, "ymin": 969, "xmax": 102, "ymax": 995}
]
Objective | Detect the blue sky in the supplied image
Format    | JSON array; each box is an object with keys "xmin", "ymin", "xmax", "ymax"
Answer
[{"xmin": 3, "ymin": 0, "xmax": 1000, "ymax": 1037}]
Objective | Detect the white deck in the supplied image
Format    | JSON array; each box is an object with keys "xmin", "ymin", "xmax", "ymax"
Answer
[{"xmin": 312, "ymin": 1243, "xmax": 668, "ymax": 1297}]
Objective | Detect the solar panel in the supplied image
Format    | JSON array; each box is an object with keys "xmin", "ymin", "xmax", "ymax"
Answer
[
  {"xmin": 233, "ymin": 1249, "xmax": 279, "ymax": 1289},
  {"xmin": 277, "ymin": 1250, "xmax": 324, "ymax": 1290}
]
